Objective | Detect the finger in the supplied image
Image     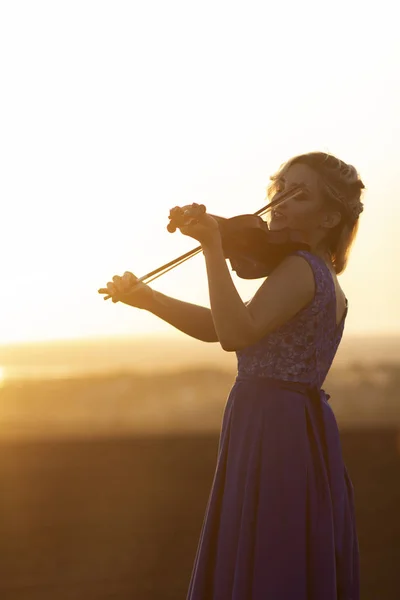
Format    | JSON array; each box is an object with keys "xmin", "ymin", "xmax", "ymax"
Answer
[
  {"xmin": 122, "ymin": 271, "xmax": 137, "ymax": 289},
  {"xmin": 98, "ymin": 288, "xmax": 113, "ymax": 301},
  {"xmin": 123, "ymin": 271, "xmax": 138, "ymax": 282},
  {"xmin": 179, "ymin": 224, "xmax": 197, "ymax": 237},
  {"xmin": 107, "ymin": 282, "xmax": 116, "ymax": 294},
  {"xmin": 108, "ymin": 283, "xmax": 119, "ymax": 303},
  {"xmin": 113, "ymin": 274, "xmax": 128, "ymax": 292}
]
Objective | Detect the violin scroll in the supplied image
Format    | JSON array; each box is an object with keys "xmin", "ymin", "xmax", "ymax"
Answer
[{"xmin": 167, "ymin": 203, "xmax": 206, "ymax": 233}]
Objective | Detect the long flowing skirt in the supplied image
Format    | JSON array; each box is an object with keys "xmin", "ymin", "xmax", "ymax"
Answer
[{"xmin": 186, "ymin": 375, "xmax": 359, "ymax": 600}]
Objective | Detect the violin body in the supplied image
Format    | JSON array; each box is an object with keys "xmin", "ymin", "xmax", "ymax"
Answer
[
  {"xmin": 212, "ymin": 214, "xmax": 309, "ymax": 278},
  {"xmin": 168, "ymin": 205, "xmax": 310, "ymax": 279}
]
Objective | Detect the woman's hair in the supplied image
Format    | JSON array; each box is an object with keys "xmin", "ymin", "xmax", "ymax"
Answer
[{"xmin": 268, "ymin": 152, "xmax": 365, "ymax": 274}]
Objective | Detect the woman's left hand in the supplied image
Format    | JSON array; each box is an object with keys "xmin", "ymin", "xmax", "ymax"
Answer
[{"xmin": 177, "ymin": 207, "xmax": 221, "ymax": 246}]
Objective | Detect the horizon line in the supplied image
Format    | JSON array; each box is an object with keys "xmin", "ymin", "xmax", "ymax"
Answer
[{"xmin": 1, "ymin": 330, "xmax": 400, "ymax": 349}]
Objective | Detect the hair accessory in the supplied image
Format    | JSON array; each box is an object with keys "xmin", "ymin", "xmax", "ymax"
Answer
[{"xmin": 325, "ymin": 182, "xmax": 364, "ymax": 221}]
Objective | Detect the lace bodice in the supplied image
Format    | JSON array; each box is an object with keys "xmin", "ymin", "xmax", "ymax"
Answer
[{"xmin": 236, "ymin": 251, "xmax": 347, "ymax": 388}]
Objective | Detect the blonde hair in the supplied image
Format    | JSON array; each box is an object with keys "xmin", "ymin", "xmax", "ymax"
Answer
[{"xmin": 268, "ymin": 152, "xmax": 365, "ymax": 274}]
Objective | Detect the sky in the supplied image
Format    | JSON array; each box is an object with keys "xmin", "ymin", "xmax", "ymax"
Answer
[{"xmin": 0, "ymin": 0, "xmax": 399, "ymax": 344}]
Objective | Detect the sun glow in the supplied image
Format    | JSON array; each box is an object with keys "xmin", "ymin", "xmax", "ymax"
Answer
[{"xmin": 0, "ymin": 2, "xmax": 399, "ymax": 344}]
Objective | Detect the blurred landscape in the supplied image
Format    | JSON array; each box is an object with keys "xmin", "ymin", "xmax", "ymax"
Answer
[
  {"xmin": 1, "ymin": 333, "xmax": 400, "ymax": 437},
  {"xmin": 0, "ymin": 334, "xmax": 399, "ymax": 599}
]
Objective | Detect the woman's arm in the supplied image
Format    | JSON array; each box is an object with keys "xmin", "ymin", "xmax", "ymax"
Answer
[
  {"xmin": 202, "ymin": 236, "xmax": 315, "ymax": 351},
  {"xmin": 101, "ymin": 271, "xmax": 218, "ymax": 342},
  {"xmin": 145, "ymin": 291, "xmax": 218, "ymax": 342}
]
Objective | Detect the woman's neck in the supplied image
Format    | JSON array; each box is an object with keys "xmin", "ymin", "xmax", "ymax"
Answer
[{"xmin": 310, "ymin": 243, "xmax": 334, "ymax": 270}]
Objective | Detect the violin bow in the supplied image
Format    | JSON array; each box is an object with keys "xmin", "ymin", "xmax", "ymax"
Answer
[{"xmin": 99, "ymin": 185, "xmax": 304, "ymax": 300}]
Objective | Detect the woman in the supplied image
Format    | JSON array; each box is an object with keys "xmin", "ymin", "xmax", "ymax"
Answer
[{"xmin": 101, "ymin": 152, "xmax": 364, "ymax": 600}]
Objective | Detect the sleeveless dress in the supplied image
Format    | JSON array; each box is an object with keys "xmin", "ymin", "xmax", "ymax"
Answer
[{"xmin": 186, "ymin": 251, "xmax": 359, "ymax": 600}]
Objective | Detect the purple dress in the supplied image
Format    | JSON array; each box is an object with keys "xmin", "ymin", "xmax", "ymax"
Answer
[{"xmin": 186, "ymin": 251, "xmax": 359, "ymax": 600}]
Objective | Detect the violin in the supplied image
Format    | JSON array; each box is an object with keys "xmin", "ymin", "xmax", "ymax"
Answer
[{"xmin": 99, "ymin": 185, "xmax": 310, "ymax": 300}]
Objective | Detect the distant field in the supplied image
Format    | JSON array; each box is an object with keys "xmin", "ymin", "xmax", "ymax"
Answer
[
  {"xmin": 0, "ymin": 333, "xmax": 399, "ymax": 382},
  {"xmin": 0, "ymin": 364, "xmax": 399, "ymax": 440}
]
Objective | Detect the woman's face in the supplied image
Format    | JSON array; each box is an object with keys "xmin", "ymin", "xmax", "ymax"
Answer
[{"xmin": 268, "ymin": 162, "xmax": 339, "ymax": 240}]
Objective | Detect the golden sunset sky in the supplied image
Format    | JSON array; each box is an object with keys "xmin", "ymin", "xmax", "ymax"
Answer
[{"xmin": 0, "ymin": 1, "xmax": 399, "ymax": 344}]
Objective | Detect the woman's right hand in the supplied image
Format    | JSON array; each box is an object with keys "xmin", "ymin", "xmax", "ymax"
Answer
[{"xmin": 98, "ymin": 271, "xmax": 154, "ymax": 308}]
